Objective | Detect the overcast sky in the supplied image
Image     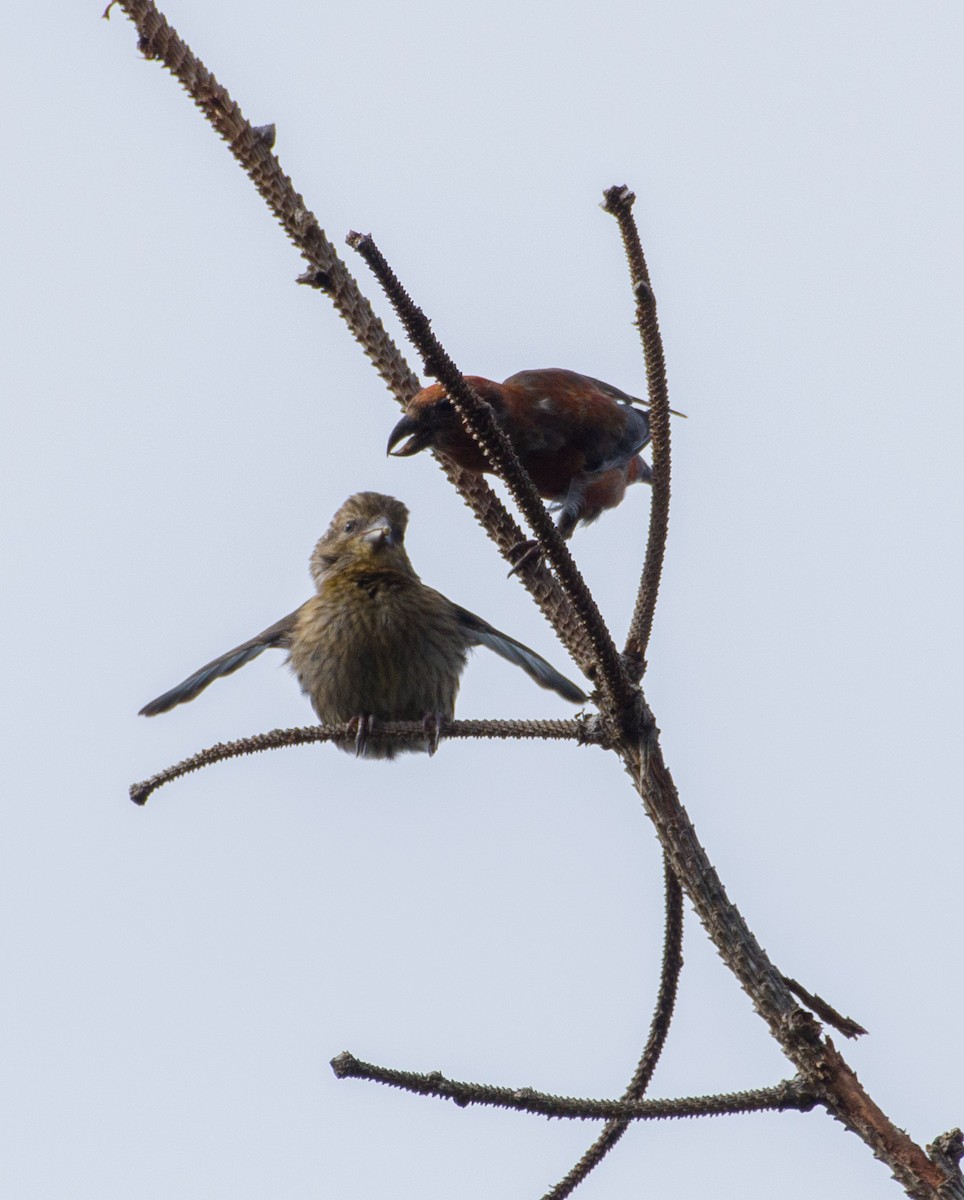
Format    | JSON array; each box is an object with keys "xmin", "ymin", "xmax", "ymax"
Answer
[{"xmin": 3, "ymin": 2, "xmax": 963, "ymax": 1198}]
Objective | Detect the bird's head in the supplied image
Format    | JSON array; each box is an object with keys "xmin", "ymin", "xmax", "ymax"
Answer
[
  {"xmin": 310, "ymin": 492, "xmax": 413, "ymax": 582},
  {"xmin": 386, "ymin": 379, "xmax": 506, "ymax": 460}
]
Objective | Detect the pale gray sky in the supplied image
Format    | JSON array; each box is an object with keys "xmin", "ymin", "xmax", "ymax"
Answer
[{"xmin": 2, "ymin": 2, "xmax": 963, "ymax": 1197}]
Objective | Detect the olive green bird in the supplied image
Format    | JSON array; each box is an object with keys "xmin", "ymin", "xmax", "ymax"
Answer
[{"xmin": 139, "ymin": 492, "xmax": 586, "ymax": 758}]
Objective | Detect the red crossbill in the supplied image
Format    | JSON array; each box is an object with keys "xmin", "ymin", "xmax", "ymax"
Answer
[
  {"xmin": 139, "ymin": 492, "xmax": 585, "ymax": 759},
  {"xmin": 387, "ymin": 369, "xmax": 660, "ymax": 541}
]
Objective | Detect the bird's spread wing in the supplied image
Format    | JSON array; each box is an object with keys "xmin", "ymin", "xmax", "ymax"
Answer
[
  {"xmin": 453, "ymin": 606, "xmax": 586, "ymax": 703},
  {"xmin": 139, "ymin": 608, "xmax": 301, "ymax": 716}
]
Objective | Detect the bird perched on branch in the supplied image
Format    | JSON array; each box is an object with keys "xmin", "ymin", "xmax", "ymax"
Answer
[
  {"xmin": 387, "ymin": 369, "xmax": 670, "ymax": 544},
  {"xmin": 139, "ymin": 492, "xmax": 585, "ymax": 759}
]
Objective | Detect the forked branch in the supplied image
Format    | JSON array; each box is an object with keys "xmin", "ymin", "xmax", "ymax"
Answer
[
  {"xmin": 621, "ymin": 721, "xmax": 958, "ymax": 1198},
  {"xmin": 109, "ymin": 4, "xmax": 961, "ymax": 1198}
]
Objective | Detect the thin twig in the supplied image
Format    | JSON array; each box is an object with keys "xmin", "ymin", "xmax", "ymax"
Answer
[
  {"xmin": 347, "ymin": 231, "xmax": 635, "ymax": 715},
  {"xmin": 781, "ymin": 975, "xmax": 867, "ymax": 1040},
  {"xmin": 330, "ymin": 1053, "xmax": 817, "ymax": 1121},
  {"xmin": 544, "ymin": 857, "xmax": 684, "ymax": 1198},
  {"xmin": 130, "ymin": 716, "xmax": 606, "ymax": 805},
  {"xmin": 601, "ymin": 186, "xmax": 671, "ymax": 674}
]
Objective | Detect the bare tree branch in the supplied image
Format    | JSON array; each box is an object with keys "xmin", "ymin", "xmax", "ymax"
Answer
[
  {"xmin": 109, "ymin": 5, "xmax": 962, "ymax": 1197},
  {"xmin": 620, "ymin": 713, "xmax": 956, "ymax": 1199},
  {"xmin": 781, "ymin": 974, "xmax": 867, "ymax": 1040},
  {"xmin": 130, "ymin": 716, "xmax": 607, "ymax": 805},
  {"xmin": 330, "ymin": 1052, "xmax": 818, "ymax": 1121},
  {"xmin": 601, "ymin": 186, "xmax": 672, "ymax": 674}
]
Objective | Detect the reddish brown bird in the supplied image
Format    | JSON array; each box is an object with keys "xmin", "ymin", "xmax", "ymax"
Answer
[
  {"xmin": 139, "ymin": 492, "xmax": 585, "ymax": 759},
  {"xmin": 387, "ymin": 369, "xmax": 661, "ymax": 542}
]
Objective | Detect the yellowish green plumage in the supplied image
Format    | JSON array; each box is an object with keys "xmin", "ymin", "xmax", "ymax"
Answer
[{"xmin": 139, "ymin": 492, "xmax": 585, "ymax": 759}]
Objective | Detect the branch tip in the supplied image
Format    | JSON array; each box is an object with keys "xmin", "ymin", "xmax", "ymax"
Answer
[
  {"xmin": 601, "ymin": 185, "xmax": 636, "ymax": 214},
  {"xmin": 781, "ymin": 975, "xmax": 868, "ymax": 1040},
  {"xmin": 330, "ymin": 1051, "xmax": 358, "ymax": 1079},
  {"xmin": 928, "ymin": 1128, "xmax": 964, "ymax": 1170}
]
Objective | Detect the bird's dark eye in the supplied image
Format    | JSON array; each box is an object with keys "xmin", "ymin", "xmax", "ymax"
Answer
[{"xmin": 343, "ymin": 520, "xmax": 356, "ymax": 534}]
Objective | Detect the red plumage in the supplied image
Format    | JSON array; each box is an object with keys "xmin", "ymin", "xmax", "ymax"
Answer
[{"xmin": 387, "ymin": 369, "xmax": 655, "ymax": 539}]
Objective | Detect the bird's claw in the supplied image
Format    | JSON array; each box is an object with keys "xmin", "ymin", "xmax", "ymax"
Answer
[
  {"xmin": 350, "ymin": 714, "xmax": 376, "ymax": 757},
  {"xmin": 506, "ymin": 538, "xmax": 546, "ymax": 577},
  {"xmin": 422, "ymin": 713, "xmax": 445, "ymax": 756}
]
